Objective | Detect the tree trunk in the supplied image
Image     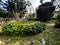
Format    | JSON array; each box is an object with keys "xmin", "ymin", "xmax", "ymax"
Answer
[{"xmin": 12, "ymin": 10, "xmax": 20, "ymax": 21}]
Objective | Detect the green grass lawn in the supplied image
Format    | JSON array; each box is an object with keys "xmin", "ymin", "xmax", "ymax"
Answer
[
  {"xmin": 43, "ymin": 26, "xmax": 60, "ymax": 45},
  {"xmin": 0, "ymin": 33, "xmax": 42, "ymax": 45},
  {"xmin": 0, "ymin": 20, "xmax": 60, "ymax": 45}
]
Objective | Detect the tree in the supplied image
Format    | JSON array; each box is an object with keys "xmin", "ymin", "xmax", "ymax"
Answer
[
  {"xmin": 24, "ymin": 1, "xmax": 36, "ymax": 20},
  {"xmin": 0, "ymin": 0, "xmax": 8, "ymax": 17},
  {"xmin": 40, "ymin": 0, "xmax": 44, "ymax": 4},
  {"xmin": 9, "ymin": 0, "xmax": 28, "ymax": 21},
  {"xmin": 36, "ymin": 2, "xmax": 55, "ymax": 22},
  {"xmin": 0, "ymin": 0, "xmax": 27, "ymax": 20},
  {"xmin": 51, "ymin": 0, "xmax": 55, "ymax": 3},
  {"xmin": 0, "ymin": 0, "xmax": 15, "ymax": 18},
  {"xmin": 2, "ymin": 0, "xmax": 26, "ymax": 20}
]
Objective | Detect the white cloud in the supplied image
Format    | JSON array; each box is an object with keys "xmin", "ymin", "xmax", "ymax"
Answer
[
  {"xmin": 43, "ymin": 0, "xmax": 51, "ymax": 3},
  {"xmin": 27, "ymin": 0, "xmax": 51, "ymax": 9},
  {"xmin": 27, "ymin": 0, "xmax": 40, "ymax": 10},
  {"xmin": 2, "ymin": 0, "xmax": 7, "ymax": 3}
]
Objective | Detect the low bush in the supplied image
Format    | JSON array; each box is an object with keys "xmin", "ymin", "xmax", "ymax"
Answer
[{"xmin": 2, "ymin": 21, "xmax": 45, "ymax": 35}]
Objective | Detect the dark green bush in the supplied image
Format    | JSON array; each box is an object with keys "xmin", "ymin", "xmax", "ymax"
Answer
[
  {"xmin": 56, "ymin": 41, "xmax": 60, "ymax": 45},
  {"xmin": 2, "ymin": 21, "xmax": 45, "ymax": 35},
  {"xmin": 36, "ymin": 2, "xmax": 55, "ymax": 22}
]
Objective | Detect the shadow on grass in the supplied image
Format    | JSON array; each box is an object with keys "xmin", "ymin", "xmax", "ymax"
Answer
[
  {"xmin": 0, "ymin": 32, "xmax": 42, "ymax": 45},
  {"xmin": 0, "ymin": 31, "xmax": 43, "ymax": 37}
]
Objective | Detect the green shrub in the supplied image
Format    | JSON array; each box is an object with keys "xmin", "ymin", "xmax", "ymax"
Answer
[
  {"xmin": 2, "ymin": 21, "xmax": 45, "ymax": 35},
  {"xmin": 56, "ymin": 41, "xmax": 60, "ymax": 45},
  {"xmin": 36, "ymin": 2, "xmax": 55, "ymax": 22}
]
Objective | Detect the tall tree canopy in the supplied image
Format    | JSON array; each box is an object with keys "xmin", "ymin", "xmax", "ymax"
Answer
[
  {"xmin": 0, "ymin": 0, "xmax": 26, "ymax": 18},
  {"xmin": 36, "ymin": 2, "xmax": 55, "ymax": 22}
]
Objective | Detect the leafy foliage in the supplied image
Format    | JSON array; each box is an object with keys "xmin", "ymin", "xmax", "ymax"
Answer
[
  {"xmin": 0, "ymin": 0, "xmax": 26, "ymax": 18},
  {"xmin": 36, "ymin": 2, "xmax": 55, "ymax": 22},
  {"xmin": 2, "ymin": 21, "xmax": 45, "ymax": 36}
]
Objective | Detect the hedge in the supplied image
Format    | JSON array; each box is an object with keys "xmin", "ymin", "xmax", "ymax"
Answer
[{"xmin": 2, "ymin": 21, "xmax": 45, "ymax": 35}]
